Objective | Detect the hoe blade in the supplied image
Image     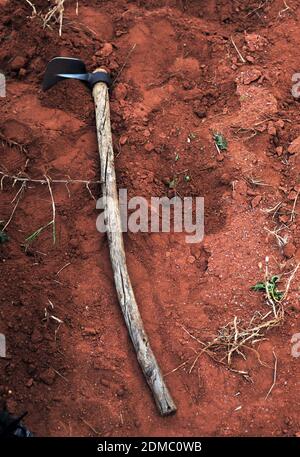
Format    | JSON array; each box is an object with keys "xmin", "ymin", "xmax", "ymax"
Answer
[{"xmin": 42, "ymin": 57, "xmax": 87, "ymax": 91}]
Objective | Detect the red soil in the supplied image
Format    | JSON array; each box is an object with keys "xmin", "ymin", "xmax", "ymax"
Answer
[{"xmin": 0, "ymin": 0, "xmax": 300, "ymax": 437}]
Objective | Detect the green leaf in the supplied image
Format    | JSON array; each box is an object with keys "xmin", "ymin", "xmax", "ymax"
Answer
[
  {"xmin": 252, "ymin": 282, "xmax": 266, "ymax": 291},
  {"xmin": 213, "ymin": 133, "xmax": 228, "ymax": 151}
]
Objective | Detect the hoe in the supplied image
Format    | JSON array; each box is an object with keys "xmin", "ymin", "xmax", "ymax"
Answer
[{"xmin": 43, "ymin": 57, "xmax": 177, "ymax": 416}]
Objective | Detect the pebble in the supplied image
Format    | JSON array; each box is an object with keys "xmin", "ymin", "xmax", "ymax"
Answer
[
  {"xmin": 246, "ymin": 55, "xmax": 255, "ymax": 63},
  {"xmin": 26, "ymin": 378, "xmax": 33, "ymax": 388},
  {"xmin": 267, "ymin": 122, "xmax": 277, "ymax": 136},
  {"xmin": 82, "ymin": 327, "xmax": 97, "ymax": 336},
  {"xmin": 251, "ymin": 195, "xmax": 262, "ymax": 208},
  {"xmin": 100, "ymin": 42, "xmax": 113, "ymax": 57},
  {"xmin": 119, "ymin": 135, "xmax": 128, "ymax": 145},
  {"xmin": 145, "ymin": 142, "xmax": 154, "ymax": 152},
  {"xmin": 187, "ymin": 255, "xmax": 196, "ymax": 264},
  {"xmin": 287, "ymin": 190, "xmax": 298, "ymax": 201},
  {"xmin": 241, "ymin": 68, "xmax": 262, "ymax": 85},
  {"xmin": 39, "ymin": 368, "xmax": 56, "ymax": 386},
  {"xmin": 194, "ymin": 109, "xmax": 207, "ymax": 119},
  {"xmin": 283, "ymin": 242, "xmax": 296, "ymax": 259},
  {"xmin": 288, "ymin": 136, "xmax": 300, "ymax": 154}
]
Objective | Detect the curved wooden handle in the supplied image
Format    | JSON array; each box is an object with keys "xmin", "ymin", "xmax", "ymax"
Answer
[{"xmin": 92, "ymin": 76, "xmax": 177, "ymax": 415}]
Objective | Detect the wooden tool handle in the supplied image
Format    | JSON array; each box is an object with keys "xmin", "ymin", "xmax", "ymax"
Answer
[{"xmin": 92, "ymin": 74, "xmax": 177, "ymax": 416}]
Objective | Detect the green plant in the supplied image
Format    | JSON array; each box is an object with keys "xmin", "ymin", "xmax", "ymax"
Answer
[
  {"xmin": 188, "ymin": 132, "xmax": 197, "ymax": 141},
  {"xmin": 25, "ymin": 220, "xmax": 55, "ymax": 245},
  {"xmin": 213, "ymin": 132, "xmax": 228, "ymax": 151},
  {"xmin": 252, "ymin": 275, "xmax": 283, "ymax": 302}
]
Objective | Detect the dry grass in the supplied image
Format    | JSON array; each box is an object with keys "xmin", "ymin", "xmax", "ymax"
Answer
[
  {"xmin": 168, "ymin": 258, "xmax": 299, "ymax": 382},
  {"xmin": 25, "ymin": 0, "xmax": 78, "ymax": 36},
  {"xmin": 42, "ymin": 0, "xmax": 65, "ymax": 36}
]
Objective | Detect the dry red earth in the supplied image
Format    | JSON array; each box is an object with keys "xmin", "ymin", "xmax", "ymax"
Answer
[{"xmin": 1, "ymin": 0, "xmax": 300, "ymax": 437}]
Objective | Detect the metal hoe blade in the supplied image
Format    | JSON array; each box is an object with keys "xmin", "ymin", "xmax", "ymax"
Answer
[{"xmin": 43, "ymin": 57, "xmax": 112, "ymax": 91}]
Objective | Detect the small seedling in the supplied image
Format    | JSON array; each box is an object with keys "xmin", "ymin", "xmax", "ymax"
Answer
[
  {"xmin": 188, "ymin": 132, "xmax": 197, "ymax": 141},
  {"xmin": 213, "ymin": 132, "xmax": 228, "ymax": 151},
  {"xmin": 252, "ymin": 275, "xmax": 283, "ymax": 302},
  {"xmin": 168, "ymin": 177, "xmax": 177, "ymax": 189},
  {"xmin": 25, "ymin": 220, "xmax": 55, "ymax": 245},
  {"xmin": 184, "ymin": 175, "xmax": 191, "ymax": 183},
  {"xmin": 175, "ymin": 153, "xmax": 180, "ymax": 162},
  {"xmin": 0, "ymin": 230, "xmax": 9, "ymax": 244}
]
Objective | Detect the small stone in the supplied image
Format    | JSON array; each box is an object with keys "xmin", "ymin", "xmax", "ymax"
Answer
[
  {"xmin": 288, "ymin": 136, "xmax": 300, "ymax": 154},
  {"xmin": 83, "ymin": 327, "xmax": 97, "ymax": 336},
  {"xmin": 114, "ymin": 83, "xmax": 127, "ymax": 101},
  {"xmin": 115, "ymin": 30, "xmax": 126, "ymax": 37},
  {"xmin": 19, "ymin": 68, "xmax": 26, "ymax": 77},
  {"xmin": 26, "ymin": 378, "xmax": 33, "ymax": 388},
  {"xmin": 251, "ymin": 195, "xmax": 262, "ymax": 208},
  {"xmin": 183, "ymin": 80, "xmax": 194, "ymax": 90},
  {"xmin": 275, "ymin": 119, "xmax": 285, "ymax": 129},
  {"xmin": 216, "ymin": 153, "xmax": 224, "ymax": 162},
  {"xmin": 145, "ymin": 142, "xmax": 154, "ymax": 152},
  {"xmin": 116, "ymin": 388, "xmax": 125, "ymax": 397},
  {"xmin": 287, "ymin": 190, "xmax": 298, "ymax": 201},
  {"xmin": 40, "ymin": 368, "xmax": 56, "ymax": 386},
  {"xmin": 101, "ymin": 42, "xmax": 113, "ymax": 57},
  {"xmin": 256, "ymin": 123, "xmax": 266, "ymax": 133},
  {"xmin": 267, "ymin": 122, "xmax": 277, "ymax": 136},
  {"xmin": 10, "ymin": 55, "xmax": 27, "ymax": 71},
  {"xmin": 242, "ymin": 68, "xmax": 262, "ymax": 85},
  {"xmin": 275, "ymin": 146, "xmax": 283, "ymax": 156},
  {"xmin": 295, "ymin": 431, "xmax": 300, "ymax": 438},
  {"xmin": 245, "ymin": 33, "xmax": 267, "ymax": 52},
  {"xmin": 187, "ymin": 255, "xmax": 196, "ymax": 264},
  {"xmin": 246, "ymin": 55, "xmax": 255, "ymax": 63},
  {"xmin": 194, "ymin": 110, "xmax": 207, "ymax": 119},
  {"xmin": 119, "ymin": 135, "xmax": 128, "ymax": 145},
  {"xmin": 283, "ymin": 242, "xmax": 296, "ymax": 259},
  {"xmin": 279, "ymin": 214, "xmax": 290, "ymax": 224}
]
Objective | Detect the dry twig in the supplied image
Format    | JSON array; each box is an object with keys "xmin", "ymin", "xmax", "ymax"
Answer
[
  {"xmin": 265, "ymin": 351, "xmax": 278, "ymax": 399},
  {"xmin": 230, "ymin": 36, "xmax": 246, "ymax": 64}
]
